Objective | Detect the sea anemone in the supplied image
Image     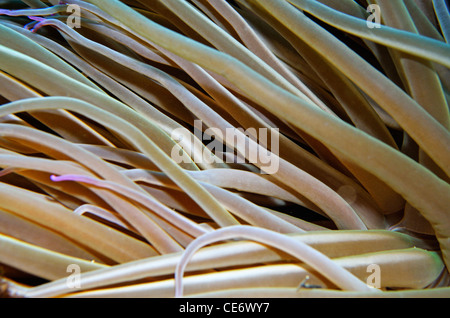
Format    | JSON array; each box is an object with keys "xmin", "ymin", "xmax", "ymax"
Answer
[{"xmin": 0, "ymin": 0, "xmax": 449, "ymax": 298}]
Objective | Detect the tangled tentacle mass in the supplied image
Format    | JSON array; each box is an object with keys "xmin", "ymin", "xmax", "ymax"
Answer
[{"xmin": 0, "ymin": 0, "xmax": 449, "ymax": 298}]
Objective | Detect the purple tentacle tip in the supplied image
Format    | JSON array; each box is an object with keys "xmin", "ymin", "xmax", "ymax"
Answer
[
  {"xmin": 27, "ymin": 17, "xmax": 47, "ymax": 33},
  {"xmin": 51, "ymin": 174, "xmax": 85, "ymax": 183},
  {"xmin": 50, "ymin": 175, "xmax": 66, "ymax": 182},
  {"xmin": 50, "ymin": 175, "xmax": 59, "ymax": 182},
  {"xmin": 0, "ymin": 9, "xmax": 12, "ymax": 15},
  {"xmin": 28, "ymin": 16, "xmax": 46, "ymax": 22}
]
